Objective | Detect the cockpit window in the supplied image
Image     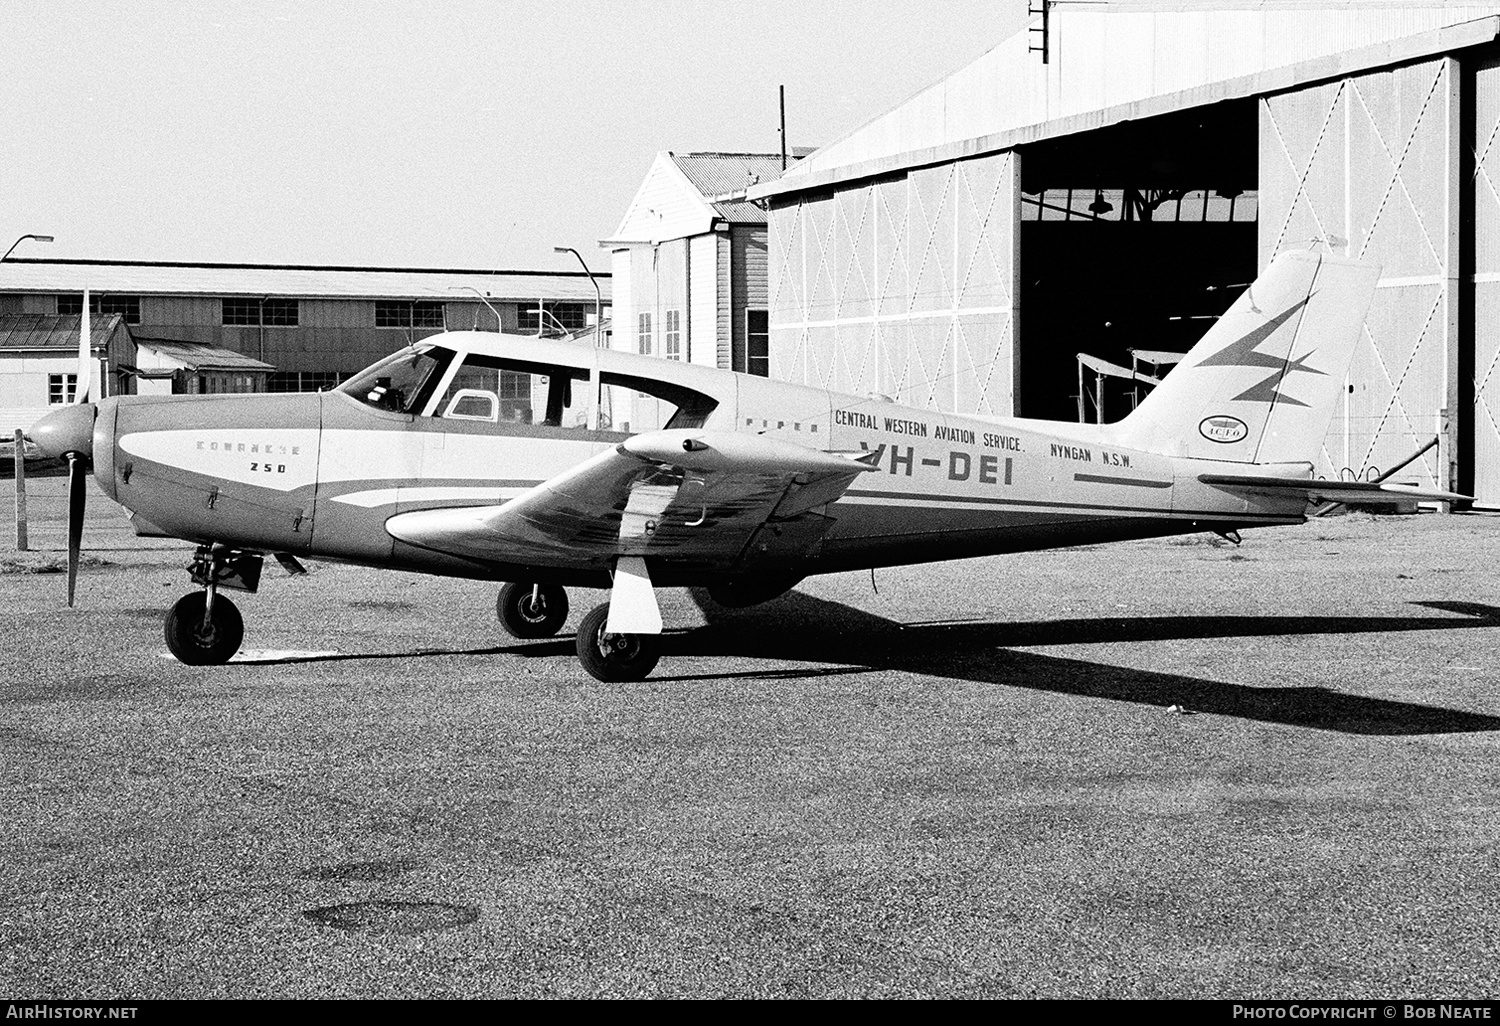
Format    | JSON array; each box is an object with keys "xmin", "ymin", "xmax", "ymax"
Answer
[
  {"xmin": 339, "ymin": 347, "xmax": 452, "ymax": 415},
  {"xmin": 599, "ymin": 372, "xmax": 718, "ymax": 433},
  {"xmin": 430, "ymin": 352, "xmax": 591, "ymax": 429}
]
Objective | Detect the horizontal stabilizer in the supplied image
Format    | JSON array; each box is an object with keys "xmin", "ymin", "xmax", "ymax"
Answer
[{"xmin": 1199, "ymin": 473, "xmax": 1469, "ymax": 506}]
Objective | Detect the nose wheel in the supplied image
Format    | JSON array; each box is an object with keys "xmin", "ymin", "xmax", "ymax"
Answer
[
  {"xmin": 164, "ymin": 591, "xmax": 244, "ymax": 665},
  {"xmin": 497, "ymin": 582, "xmax": 570, "ymax": 638},
  {"xmin": 575, "ymin": 603, "xmax": 660, "ymax": 682}
]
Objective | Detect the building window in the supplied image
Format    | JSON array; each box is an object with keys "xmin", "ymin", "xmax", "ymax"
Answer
[
  {"xmin": 266, "ymin": 371, "xmax": 346, "ymax": 392},
  {"xmin": 517, "ymin": 302, "xmax": 588, "ymax": 337},
  {"xmin": 375, "ymin": 300, "xmax": 446, "ymax": 329},
  {"xmin": 664, "ymin": 309, "xmax": 682, "ymax": 361},
  {"xmin": 57, "ymin": 294, "xmax": 140, "ymax": 324},
  {"xmin": 222, "ymin": 297, "xmax": 299, "ymax": 326},
  {"xmin": 638, "ymin": 312, "xmax": 653, "ymax": 356},
  {"xmin": 746, "ymin": 310, "xmax": 769, "ymax": 377},
  {"xmin": 374, "ymin": 301, "xmax": 408, "ymax": 328},
  {"xmin": 199, "ymin": 373, "xmax": 259, "ymax": 394},
  {"xmin": 261, "ymin": 299, "xmax": 300, "ymax": 326},
  {"xmin": 222, "ymin": 298, "xmax": 260, "ymax": 325},
  {"xmin": 48, "ymin": 373, "xmax": 79, "ymax": 405}
]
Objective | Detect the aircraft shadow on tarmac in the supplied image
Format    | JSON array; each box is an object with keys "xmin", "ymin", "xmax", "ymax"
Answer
[
  {"xmin": 238, "ymin": 593, "xmax": 1500, "ymax": 736},
  {"xmin": 645, "ymin": 590, "xmax": 1500, "ymax": 737}
]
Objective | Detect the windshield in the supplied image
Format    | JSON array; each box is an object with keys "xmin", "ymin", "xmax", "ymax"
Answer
[{"xmin": 338, "ymin": 347, "xmax": 452, "ymax": 414}]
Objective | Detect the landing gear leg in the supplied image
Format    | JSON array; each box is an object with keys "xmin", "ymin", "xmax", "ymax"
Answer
[
  {"xmin": 575, "ymin": 603, "xmax": 660, "ymax": 683},
  {"xmin": 165, "ymin": 546, "xmax": 246, "ymax": 665},
  {"xmin": 164, "ymin": 544, "xmax": 253, "ymax": 665},
  {"xmin": 497, "ymin": 581, "xmax": 569, "ymax": 639}
]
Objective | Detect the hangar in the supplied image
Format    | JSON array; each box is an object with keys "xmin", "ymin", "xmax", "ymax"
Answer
[{"xmin": 748, "ymin": 0, "xmax": 1500, "ymax": 507}]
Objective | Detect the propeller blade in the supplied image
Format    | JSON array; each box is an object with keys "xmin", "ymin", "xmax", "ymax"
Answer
[{"xmin": 66, "ymin": 454, "xmax": 86, "ymax": 607}]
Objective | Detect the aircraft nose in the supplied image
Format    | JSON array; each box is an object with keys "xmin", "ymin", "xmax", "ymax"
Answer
[{"xmin": 31, "ymin": 403, "xmax": 96, "ymax": 460}]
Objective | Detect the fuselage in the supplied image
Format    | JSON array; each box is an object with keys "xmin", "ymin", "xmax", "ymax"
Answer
[{"xmin": 81, "ymin": 331, "xmax": 1307, "ymax": 588}]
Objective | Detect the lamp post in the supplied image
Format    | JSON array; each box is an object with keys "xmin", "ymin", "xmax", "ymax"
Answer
[
  {"xmin": 1, "ymin": 234, "xmax": 54, "ymax": 262},
  {"xmin": 448, "ymin": 286, "xmax": 503, "ymax": 331},
  {"xmin": 553, "ymin": 246, "xmax": 602, "ymax": 348}
]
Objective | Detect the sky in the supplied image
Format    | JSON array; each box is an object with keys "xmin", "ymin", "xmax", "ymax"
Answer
[{"xmin": 0, "ymin": 0, "xmax": 1035, "ymax": 274}]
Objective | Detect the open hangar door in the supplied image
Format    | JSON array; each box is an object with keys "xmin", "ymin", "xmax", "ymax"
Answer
[{"xmin": 1016, "ymin": 100, "xmax": 1259, "ymax": 423}]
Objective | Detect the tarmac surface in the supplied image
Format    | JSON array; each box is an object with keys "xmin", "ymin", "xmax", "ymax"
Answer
[{"xmin": 3, "ymin": 477, "xmax": 1500, "ymax": 998}]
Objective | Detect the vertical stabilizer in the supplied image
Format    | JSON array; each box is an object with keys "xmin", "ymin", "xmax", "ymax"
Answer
[{"xmin": 1117, "ymin": 250, "xmax": 1380, "ymax": 464}]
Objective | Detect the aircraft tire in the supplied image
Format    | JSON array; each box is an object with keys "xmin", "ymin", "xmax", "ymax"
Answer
[
  {"xmin": 164, "ymin": 592, "xmax": 244, "ymax": 665},
  {"xmin": 497, "ymin": 582, "xmax": 569, "ymax": 639},
  {"xmin": 575, "ymin": 603, "xmax": 660, "ymax": 682}
]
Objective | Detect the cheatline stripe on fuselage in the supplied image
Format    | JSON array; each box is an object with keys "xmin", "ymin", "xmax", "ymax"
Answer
[
  {"xmin": 328, "ymin": 484, "xmax": 539, "ymax": 508},
  {"xmin": 840, "ymin": 489, "xmax": 1300, "ymax": 521},
  {"xmin": 1073, "ymin": 473, "xmax": 1174, "ymax": 488}
]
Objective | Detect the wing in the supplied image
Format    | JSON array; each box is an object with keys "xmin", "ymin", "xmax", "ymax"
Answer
[
  {"xmin": 385, "ymin": 429, "xmax": 879, "ymax": 572},
  {"xmin": 1198, "ymin": 473, "xmax": 1470, "ymax": 506}
]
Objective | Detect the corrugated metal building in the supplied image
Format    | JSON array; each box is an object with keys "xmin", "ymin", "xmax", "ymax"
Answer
[
  {"xmin": 605, "ymin": 152, "xmax": 805, "ymax": 376},
  {"xmin": 749, "ymin": 0, "xmax": 1500, "ymax": 507},
  {"xmin": 0, "ymin": 259, "xmax": 611, "ymax": 399}
]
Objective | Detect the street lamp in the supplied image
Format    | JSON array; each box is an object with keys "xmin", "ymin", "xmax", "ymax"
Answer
[
  {"xmin": 553, "ymin": 246, "xmax": 602, "ymax": 348},
  {"xmin": 448, "ymin": 285, "xmax": 503, "ymax": 331},
  {"xmin": 1, "ymin": 234, "xmax": 54, "ymax": 262}
]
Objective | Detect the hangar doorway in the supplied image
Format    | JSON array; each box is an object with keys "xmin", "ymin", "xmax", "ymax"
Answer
[{"xmin": 1017, "ymin": 100, "xmax": 1259, "ymax": 422}]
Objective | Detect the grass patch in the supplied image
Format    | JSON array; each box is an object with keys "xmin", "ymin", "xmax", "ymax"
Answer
[
  {"xmin": 0, "ymin": 553, "xmax": 113, "ymax": 575},
  {"xmin": 1166, "ymin": 534, "xmax": 1229, "ymax": 547}
]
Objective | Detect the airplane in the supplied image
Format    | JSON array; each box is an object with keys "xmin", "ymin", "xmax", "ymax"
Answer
[{"xmin": 29, "ymin": 249, "xmax": 1468, "ymax": 682}]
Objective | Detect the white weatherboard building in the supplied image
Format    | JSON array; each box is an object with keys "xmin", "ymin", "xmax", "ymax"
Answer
[
  {"xmin": 750, "ymin": 1, "xmax": 1500, "ymax": 508},
  {"xmin": 606, "ymin": 152, "xmax": 805, "ymax": 377}
]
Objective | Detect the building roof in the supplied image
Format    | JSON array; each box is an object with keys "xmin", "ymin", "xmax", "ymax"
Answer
[
  {"xmin": 670, "ymin": 153, "xmax": 799, "ymax": 222},
  {"xmin": 750, "ymin": 1, "xmax": 1500, "ymax": 201},
  {"xmin": 0, "ymin": 258, "xmax": 610, "ymax": 303},
  {"xmin": 606, "ymin": 151, "xmax": 805, "ymax": 244},
  {"xmin": 133, "ymin": 338, "xmax": 275, "ymax": 373},
  {"xmin": 0, "ymin": 313, "xmax": 127, "ymax": 351}
]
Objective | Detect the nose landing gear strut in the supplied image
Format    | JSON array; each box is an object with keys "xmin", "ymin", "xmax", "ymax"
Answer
[{"xmin": 164, "ymin": 544, "xmax": 260, "ymax": 665}]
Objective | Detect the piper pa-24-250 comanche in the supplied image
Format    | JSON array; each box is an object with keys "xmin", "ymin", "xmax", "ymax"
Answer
[{"xmin": 30, "ymin": 250, "xmax": 1467, "ymax": 681}]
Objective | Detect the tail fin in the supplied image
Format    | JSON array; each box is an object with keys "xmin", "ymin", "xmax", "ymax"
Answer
[{"xmin": 1117, "ymin": 250, "xmax": 1381, "ymax": 464}]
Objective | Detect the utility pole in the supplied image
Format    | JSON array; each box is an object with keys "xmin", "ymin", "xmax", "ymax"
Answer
[{"xmin": 779, "ymin": 85, "xmax": 788, "ymax": 171}]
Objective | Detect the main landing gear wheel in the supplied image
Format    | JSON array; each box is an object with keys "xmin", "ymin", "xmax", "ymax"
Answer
[
  {"xmin": 575, "ymin": 603, "xmax": 660, "ymax": 683},
  {"xmin": 497, "ymin": 582, "xmax": 569, "ymax": 639},
  {"xmin": 164, "ymin": 592, "xmax": 244, "ymax": 665}
]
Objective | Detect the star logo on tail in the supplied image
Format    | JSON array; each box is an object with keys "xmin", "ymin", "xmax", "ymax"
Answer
[{"xmin": 1196, "ymin": 294, "xmax": 1324, "ymax": 407}]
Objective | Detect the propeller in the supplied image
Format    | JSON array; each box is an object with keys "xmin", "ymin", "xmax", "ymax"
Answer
[
  {"xmin": 30, "ymin": 291, "xmax": 97, "ymax": 606},
  {"xmin": 66, "ymin": 453, "xmax": 86, "ymax": 606}
]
